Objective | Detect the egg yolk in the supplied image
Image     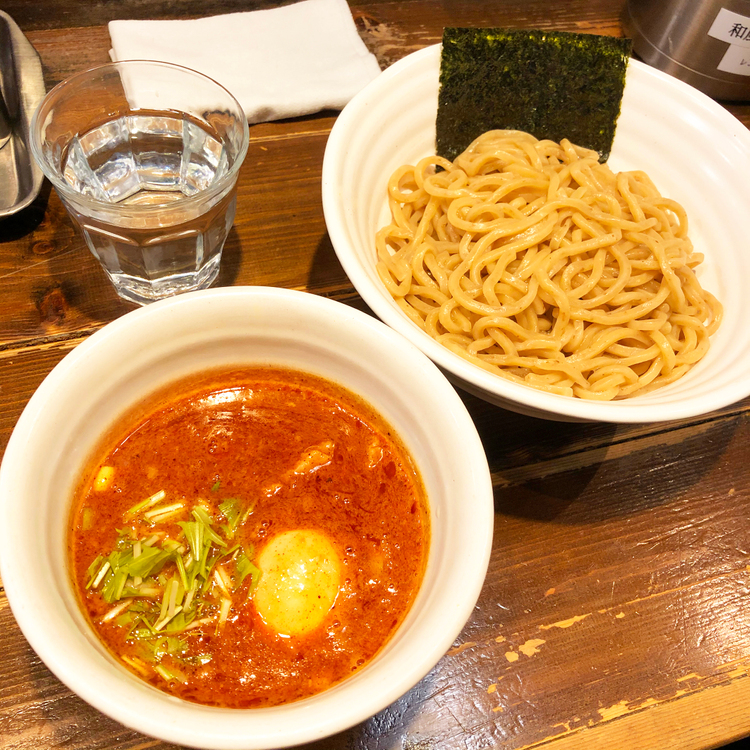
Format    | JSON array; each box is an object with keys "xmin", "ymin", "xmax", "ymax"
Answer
[{"xmin": 254, "ymin": 529, "xmax": 341, "ymax": 637}]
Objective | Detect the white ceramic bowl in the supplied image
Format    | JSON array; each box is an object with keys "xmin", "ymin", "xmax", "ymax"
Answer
[
  {"xmin": 322, "ymin": 44, "xmax": 750, "ymax": 423},
  {"xmin": 0, "ymin": 286, "xmax": 493, "ymax": 749}
]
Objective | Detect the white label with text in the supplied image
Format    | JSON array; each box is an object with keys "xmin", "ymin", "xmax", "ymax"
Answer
[
  {"xmin": 708, "ymin": 8, "xmax": 750, "ymax": 47},
  {"xmin": 718, "ymin": 43, "xmax": 750, "ymax": 76},
  {"xmin": 708, "ymin": 8, "xmax": 750, "ymax": 76}
]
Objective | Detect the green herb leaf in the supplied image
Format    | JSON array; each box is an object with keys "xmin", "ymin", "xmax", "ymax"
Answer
[
  {"xmin": 235, "ymin": 547, "xmax": 260, "ymax": 592},
  {"xmin": 123, "ymin": 545, "xmax": 171, "ymax": 579},
  {"xmin": 178, "ymin": 519, "xmax": 203, "ymax": 563},
  {"xmin": 192, "ymin": 507, "xmax": 227, "ymax": 548},
  {"xmin": 219, "ymin": 497, "xmax": 241, "ymax": 527},
  {"xmin": 102, "ymin": 567, "xmax": 128, "ymax": 604},
  {"xmin": 115, "ymin": 612, "xmax": 135, "ymax": 627}
]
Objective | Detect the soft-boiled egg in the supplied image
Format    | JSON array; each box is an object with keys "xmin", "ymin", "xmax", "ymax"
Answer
[{"xmin": 254, "ymin": 529, "xmax": 341, "ymax": 637}]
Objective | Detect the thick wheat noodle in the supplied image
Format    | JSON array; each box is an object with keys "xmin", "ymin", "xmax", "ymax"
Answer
[{"xmin": 376, "ymin": 130, "xmax": 722, "ymax": 400}]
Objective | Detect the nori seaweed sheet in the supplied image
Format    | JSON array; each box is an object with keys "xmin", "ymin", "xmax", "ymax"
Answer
[{"xmin": 436, "ymin": 28, "xmax": 631, "ymax": 162}]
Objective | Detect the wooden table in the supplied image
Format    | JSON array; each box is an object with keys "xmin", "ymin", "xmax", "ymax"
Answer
[{"xmin": 2, "ymin": 1, "xmax": 749, "ymax": 748}]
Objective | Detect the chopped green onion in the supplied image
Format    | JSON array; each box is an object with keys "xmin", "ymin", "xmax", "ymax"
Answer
[
  {"xmin": 157, "ymin": 580, "xmax": 172, "ymax": 623},
  {"xmin": 178, "ymin": 520, "xmax": 203, "ymax": 565},
  {"xmin": 122, "ymin": 545, "xmax": 171, "ymax": 579},
  {"xmin": 162, "ymin": 609, "xmax": 197, "ymax": 635},
  {"xmin": 134, "ymin": 585, "xmax": 162, "ymax": 598},
  {"xmin": 101, "ymin": 599, "xmax": 132, "ymax": 623},
  {"xmin": 144, "ymin": 502, "xmax": 185, "ymax": 523},
  {"xmin": 90, "ymin": 560, "xmax": 110, "ymax": 590},
  {"xmin": 173, "ymin": 553, "xmax": 189, "ymax": 591},
  {"xmin": 217, "ymin": 597, "xmax": 232, "ymax": 630},
  {"xmin": 184, "ymin": 616, "xmax": 215, "ymax": 632},
  {"xmin": 219, "ymin": 498, "xmax": 240, "ymax": 527},
  {"xmin": 154, "ymin": 664, "xmax": 188, "ymax": 684},
  {"xmin": 167, "ymin": 578, "xmax": 182, "ymax": 618},
  {"xmin": 192, "ymin": 507, "xmax": 227, "ymax": 547},
  {"xmin": 125, "ymin": 489, "xmax": 167, "ymax": 519},
  {"xmin": 115, "ymin": 612, "xmax": 136, "ymax": 628},
  {"xmin": 240, "ymin": 503, "xmax": 256, "ymax": 525},
  {"xmin": 154, "ymin": 605, "xmax": 183, "ymax": 632},
  {"xmin": 121, "ymin": 654, "xmax": 150, "ymax": 676},
  {"xmin": 102, "ymin": 567, "xmax": 128, "ymax": 603},
  {"xmin": 162, "ymin": 539, "xmax": 184, "ymax": 553},
  {"xmin": 235, "ymin": 549, "xmax": 261, "ymax": 593},
  {"xmin": 86, "ymin": 556, "xmax": 106, "ymax": 588},
  {"xmin": 84, "ymin": 490, "xmax": 260, "ymax": 660},
  {"xmin": 213, "ymin": 566, "xmax": 232, "ymax": 598},
  {"xmin": 183, "ymin": 580, "xmax": 198, "ymax": 612}
]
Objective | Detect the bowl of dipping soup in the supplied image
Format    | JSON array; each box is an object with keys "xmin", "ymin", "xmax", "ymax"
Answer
[{"xmin": 0, "ymin": 286, "xmax": 493, "ymax": 749}]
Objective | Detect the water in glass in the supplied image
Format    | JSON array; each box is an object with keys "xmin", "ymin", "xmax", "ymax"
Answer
[{"xmin": 61, "ymin": 112, "xmax": 237, "ymax": 305}]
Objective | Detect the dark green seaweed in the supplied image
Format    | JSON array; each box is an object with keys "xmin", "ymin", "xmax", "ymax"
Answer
[{"xmin": 436, "ymin": 28, "xmax": 632, "ymax": 162}]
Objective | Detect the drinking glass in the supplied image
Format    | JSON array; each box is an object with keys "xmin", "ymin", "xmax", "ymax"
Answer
[{"xmin": 30, "ymin": 61, "xmax": 249, "ymax": 305}]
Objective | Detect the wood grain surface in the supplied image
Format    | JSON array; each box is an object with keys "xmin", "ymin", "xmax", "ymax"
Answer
[{"xmin": 1, "ymin": 1, "xmax": 750, "ymax": 749}]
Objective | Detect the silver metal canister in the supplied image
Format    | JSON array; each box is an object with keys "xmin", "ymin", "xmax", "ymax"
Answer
[{"xmin": 622, "ymin": 0, "xmax": 750, "ymax": 100}]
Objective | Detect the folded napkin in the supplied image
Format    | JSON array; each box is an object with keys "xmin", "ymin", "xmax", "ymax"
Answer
[{"xmin": 108, "ymin": 0, "xmax": 381, "ymax": 124}]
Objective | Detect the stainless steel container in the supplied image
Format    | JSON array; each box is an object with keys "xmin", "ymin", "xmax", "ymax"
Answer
[
  {"xmin": 0, "ymin": 11, "xmax": 45, "ymax": 217},
  {"xmin": 622, "ymin": 0, "xmax": 750, "ymax": 100}
]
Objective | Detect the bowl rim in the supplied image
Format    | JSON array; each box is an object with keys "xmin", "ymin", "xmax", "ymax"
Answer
[
  {"xmin": 0, "ymin": 285, "xmax": 494, "ymax": 749},
  {"xmin": 321, "ymin": 43, "xmax": 750, "ymax": 423}
]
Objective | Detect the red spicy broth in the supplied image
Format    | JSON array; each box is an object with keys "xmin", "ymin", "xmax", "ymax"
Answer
[{"xmin": 69, "ymin": 367, "xmax": 430, "ymax": 708}]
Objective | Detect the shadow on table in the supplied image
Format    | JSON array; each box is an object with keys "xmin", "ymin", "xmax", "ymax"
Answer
[
  {"xmin": 455, "ymin": 387, "xmax": 740, "ymax": 525},
  {"xmin": 0, "ymin": 181, "xmax": 49, "ymax": 242}
]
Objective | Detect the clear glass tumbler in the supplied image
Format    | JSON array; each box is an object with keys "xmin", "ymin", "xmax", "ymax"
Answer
[{"xmin": 30, "ymin": 61, "xmax": 249, "ymax": 305}]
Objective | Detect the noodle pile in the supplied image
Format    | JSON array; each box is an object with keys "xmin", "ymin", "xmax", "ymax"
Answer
[{"xmin": 376, "ymin": 130, "xmax": 722, "ymax": 400}]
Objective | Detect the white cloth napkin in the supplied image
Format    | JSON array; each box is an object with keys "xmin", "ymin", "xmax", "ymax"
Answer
[{"xmin": 108, "ymin": 0, "xmax": 381, "ymax": 124}]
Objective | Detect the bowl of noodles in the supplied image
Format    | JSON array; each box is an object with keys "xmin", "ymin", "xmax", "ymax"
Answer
[{"xmin": 322, "ymin": 44, "xmax": 750, "ymax": 422}]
